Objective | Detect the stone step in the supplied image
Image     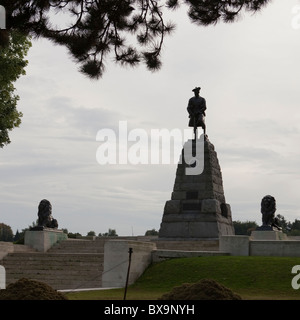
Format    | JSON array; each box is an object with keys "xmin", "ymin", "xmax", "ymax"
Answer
[
  {"xmin": 13, "ymin": 244, "xmax": 37, "ymax": 253},
  {"xmin": 6, "ymin": 266, "xmax": 103, "ymax": 279},
  {"xmin": 1, "ymin": 250, "xmax": 104, "ymax": 290},
  {"xmin": 3, "ymin": 261, "xmax": 103, "ymax": 270},
  {"xmin": 7, "ymin": 270, "xmax": 103, "ymax": 280},
  {"xmin": 2, "ymin": 253, "xmax": 103, "ymax": 267},
  {"xmin": 3, "ymin": 252, "xmax": 103, "ymax": 257},
  {"xmin": 48, "ymin": 239, "xmax": 105, "ymax": 254}
]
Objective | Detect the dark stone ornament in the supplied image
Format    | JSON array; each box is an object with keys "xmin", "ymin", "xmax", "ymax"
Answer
[
  {"xmin": 31, "ymin": 199, "xmax": 58, "ymax": 230},
  {"xmin": 256, "ymin": 195, "xmax": 282, "ymax": 231}
]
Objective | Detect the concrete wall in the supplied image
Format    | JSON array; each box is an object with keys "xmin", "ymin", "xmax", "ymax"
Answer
[
  {"xmin": 250, "ymin": 240, "xmax": 300, "ymax": 257},
  {"xmin": 25, "ymin": 230, "xmax": 67, "ymax": 252},
  {"xmin": 102, "ymin": 240, "xmax": 156, "ymax": 288},
  {"xmin": 220, "ymin": 235, "xmax": 300, "ymax": 257},
  {"xmin": 219, "ymin": 235, "xmax": 249, "ymax": 256},
  {"xmin": 0, "ymin": 241, "xmax": 14, "ymax": 260}
]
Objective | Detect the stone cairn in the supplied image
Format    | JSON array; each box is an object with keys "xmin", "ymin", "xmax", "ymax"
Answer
[{"xmin": 158, "ymin": 137, "xmax": 234, "ymax": 239}]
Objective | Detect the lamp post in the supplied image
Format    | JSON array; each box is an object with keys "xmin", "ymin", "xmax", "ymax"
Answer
[{"xmin": 123, "ymin": 247, "xmax": 133, "ymax": 300}]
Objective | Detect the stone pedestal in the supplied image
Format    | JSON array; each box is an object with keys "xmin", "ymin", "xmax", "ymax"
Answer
[
  {"xmin": 158, "ymin": 137, "xmax": 234, "ymax": 239},
  {"xmin": 251, "ymin": 230, "xmax": 288, "ymax": 240},
  {"xmin": 25, "ymin": 229, "xmax": 67, "ymax": 252}
]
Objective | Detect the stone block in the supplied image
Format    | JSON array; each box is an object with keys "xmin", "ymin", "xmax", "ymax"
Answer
[
  {"xmin": 25, "ymin": 230, "xmax": 68, "ymax": 252},
  {"xmin": 249, "ymin": 240, "xmax": 300, "ymax": 257},
  {"xmin": 198, "ymin": 190, "xmax": 217, "ymax": 200},
  {"xmin": 0, "ymin": 265, "xmax": 5, "ymax": 289},
  {"xmin": 189, "ymin": 222, "xmax": 219, "ymax": 238},
  {"xmin": 251, "ymin": 230, "xmax": 288, "ymax": 240},
  {"xmin": 171, "ymin": 191, "xmax": 186, "ymax": 200},
  {"xmin": 218, "ymin": 220, "xmax": 235, "ymax": 235},
  {"xmin": 163, "ymin": 200, "xmax": 181, "ymax": 214},
  {"xmin": 182, "ymin": 200, "xmax": 202, "ymax": 211},
  {"xmin": 159, "ymin": 220, "xmax": 220, "ymax": 238},
  {"xmin": 102, "ymin": 240, "xmax": 156, "ymax": 288},
  {"xmin": 186, "ymin": 191, "xmax": 198, "ymax": 199},
  {"xmin": 201, "ymin": 199, "xmax": 221, "ymax": 214},
  {"xmin": 180, "ymin": 182, "xmax": 206, "ymax": 191},
  {"xmin": 161, "ymin": 213, "xmax": 217, "ymax": 223},
  {"xmin": 0, "ymin": 241, "xmax": 14, "ymax": 260},
  {"xmin": 219, "ymin": 235, "xmax": 249, "ymax": 256},
  {"xmin": 159, "ymin": 221, "xmax": 189, "ymax": 238}
]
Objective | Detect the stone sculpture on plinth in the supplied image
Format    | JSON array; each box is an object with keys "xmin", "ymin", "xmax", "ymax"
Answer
[
  {"xmin": 158, "ymin": 87, "xmax": 235, "ymax": 239},
  {"xmin": 251, "ymin": 195, "xmax": 287, "ymax": 240},
  {"xmin": 31, "ymin": 199, "xmax": 58, "ymax": 231},
  {"xmin": 256, "ymin": 195, "xmax": 282, "ymax": 231},
  {"xmin": 25, "ymin": 199, "xmax": 67, "ymax": 252}
]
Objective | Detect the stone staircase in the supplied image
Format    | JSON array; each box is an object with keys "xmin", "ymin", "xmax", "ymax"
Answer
[{"xmin": 0, "ymin": 239, "xmax": 105, "ymax": 290}]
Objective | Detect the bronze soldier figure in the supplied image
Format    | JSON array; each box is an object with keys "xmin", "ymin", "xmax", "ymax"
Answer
[{"xmin": 187, "ymin": 87, "xmax": 206, "ymax": 139}]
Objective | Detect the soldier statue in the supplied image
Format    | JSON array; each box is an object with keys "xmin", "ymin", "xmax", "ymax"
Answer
[{"xmin": 187, "ymin": 87, "xmax": 206, "ymax": 139}]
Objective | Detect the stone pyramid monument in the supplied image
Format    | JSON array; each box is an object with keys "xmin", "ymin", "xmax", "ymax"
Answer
[{"xmin": 158, "ymin": 86, "xmax": 234, "ymax": 239}]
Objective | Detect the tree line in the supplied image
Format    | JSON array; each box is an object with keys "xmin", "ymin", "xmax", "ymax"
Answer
[
  {"xmin": 234, "ymin": 214, "xmax": 300, "ymax": 236},
  {"xmin": 0, "ymin": 222, "xmax": 159, "ymax": 242},
  {"xmin": 2, "ymin": 214, "xmax": 300, "ymax": 242},
  {"xmin": 0, "ymin": 221, "xmax": 120, "ymax": 243}
]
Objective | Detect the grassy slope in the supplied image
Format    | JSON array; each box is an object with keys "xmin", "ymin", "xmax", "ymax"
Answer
[{"xmin": 66, "ymin": 256, "xmax": 300, "ymax": 300}]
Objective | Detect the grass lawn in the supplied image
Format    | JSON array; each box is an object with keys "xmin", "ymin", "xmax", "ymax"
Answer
[{"xmin": 66, "ymin": 256, "xmax": 300, "ymax": 300}]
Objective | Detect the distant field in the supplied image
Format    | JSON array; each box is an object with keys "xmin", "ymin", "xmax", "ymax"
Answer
[{"xmin": 66, "ymin": 256, "xmax": 300, "ymax": 300}]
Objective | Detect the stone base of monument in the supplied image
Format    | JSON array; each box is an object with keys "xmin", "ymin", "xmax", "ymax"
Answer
[
  {"xmin": 251, "ymin": 230, "xmax": 288, "ymax": 240},
  {"xmin": 158, "ymin": 137, "xmax": 235, "ymax": 241},
  {"xmin": 25, "ymin": 229, "xmax": 67, "ymax": 252},
  {"xmin": 158, "ymin": 203, "xmax": 234, "ymax": 239}
]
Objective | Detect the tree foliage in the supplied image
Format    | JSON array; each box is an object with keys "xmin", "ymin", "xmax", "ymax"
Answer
[
  {"xmin": 233, "ymin": 216, "xmax": 300, "ymax": 235},
  {"xmin": 145, "ymin": 228, "xmax": 158, "ymax": 236},
  {"xmin": 0, "ymin": 222, "xmax": 14, "ymax": 242},
  {"xmin": 233, "ymin": 220, "xmax": 258, "ymax": 235},
  {"xmin": 1, "ymin": 0, "xmax": 271, "ymax": 79},
  {"xmin": 0, "ymin": 30, "xmax": 31, "ymax": 148},
  {"xmin": 98, "ymin": 228, "xmax": 118, "ymax": 237}
]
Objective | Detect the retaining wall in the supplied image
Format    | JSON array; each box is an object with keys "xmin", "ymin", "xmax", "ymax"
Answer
[
  {"xmin": 220, "ymin": 235, "xmax": 300, "ymax": 257},
  {"xmin": 102, "ymin": 240, "xmax": 156, "ymax": 288}
]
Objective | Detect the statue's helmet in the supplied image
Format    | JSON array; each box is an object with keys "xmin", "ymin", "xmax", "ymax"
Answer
[{"xmin": 192, "ymin": 87, "xmax": 201, "ymax": 93}]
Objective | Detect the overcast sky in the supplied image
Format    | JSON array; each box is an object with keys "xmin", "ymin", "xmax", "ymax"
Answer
[{"xmin": 1, "ymin": 1, "xmax": 300, "ymax": 236}]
